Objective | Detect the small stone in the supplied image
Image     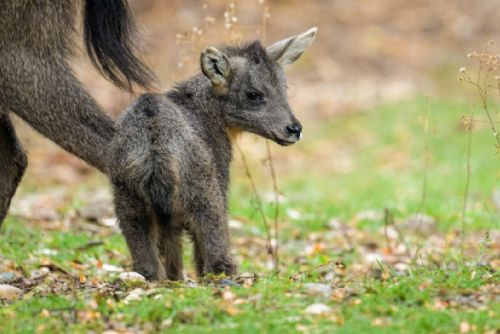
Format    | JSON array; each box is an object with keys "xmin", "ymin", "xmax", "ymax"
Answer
[
  {"xmin": 30, "ymin": 267, "xmax": 50, "ymax": 279},
  {"xmin": 0, "ymin": 272, "xmax": 16, "ymax": 284},
  {"xmin": 161, "ymin": 318, "xmax": 173, "ymax": 329},
  {"xmin": 304, "ymin": 303, "xmax": 332, "ymax": 315},
  {"xmin": 355, "ymin": 209, "xmax": 382, "ymax": 221},
  {"xmin": 118, "ymin": 272, "xmax": 146, "ymax": 283},
  {"xmin": 228, "ymin": 219, "xmax": 243, "ymax": 229},
  {"xmin": 101, "ymin": 217, "xmax": 118, "ymax": 228},
  {"xmin": 79, "ymin": 205, "xmax": 109, "ymax": 222},
  {"xmin": 78, "ymin": 190, "xmax": 113, "ymax": 222},
  {"xmin": 35, "ymin": 248, "xmax": 58, "ymax": 256},
  {"xmin": 222, "ymin": 289, "xmax": 236, "ymax": 301},
  {"xmin": 123, "ymin": 288, "xmax": 144, "ymax": 303},
  {"xmin": 365, "ymin": 252, "xmax": 383, "ymax": 263},
  {"xmin": 146, "ymin": 288, "xmax": 166, "ymax": 297},
  {"xmin": 101, "ymin": 264, "xmax": 124, "ymax": 272},
  {"xmin": 0, "ymin": 284, "xmax": 23, "ymax": 301},
  {"xmin": 287, "ymin": 209, "xmax": 302, "ymax": 220},
  {"xmin": 304, "ymin": 283, "xmax": 332, "ymax": 298},
  {"xmin": 220, "ymin": 279, "xmax": 239, "ymax": 287},
  {"xmin": 403, "ymin": 213, "xmax": 436, "ymax": 236},
  {"xmin": 102, "ymin": 331, "xmax": 120, "ymax": 334}
]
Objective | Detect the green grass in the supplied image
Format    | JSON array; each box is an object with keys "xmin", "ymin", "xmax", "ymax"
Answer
[
  {"xmin": 1, "ymin": 98, "xmax": 499, "ymax": 333},
  {"xmin": 231, "ymin": 97, "xmax": 499, "ymax": 232}
]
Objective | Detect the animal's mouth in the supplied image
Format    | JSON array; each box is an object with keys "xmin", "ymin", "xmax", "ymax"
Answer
[
  {"xmin": 275, "ymin": 138, "xmax": 296, "ymax": 146},
  {"xmin": 271, "ymin": 132, "xmax": 299, "ymax": 146}
]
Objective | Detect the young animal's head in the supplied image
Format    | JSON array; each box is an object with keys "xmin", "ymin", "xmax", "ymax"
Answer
[{"xmin": 200, "ymin": 27, "xmax": 317, "ymax": 146}]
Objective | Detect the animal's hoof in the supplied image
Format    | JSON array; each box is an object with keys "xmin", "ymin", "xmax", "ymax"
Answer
[{"xmin": 133, "ymin": 266, "xmax": 165, "ymax": 282}]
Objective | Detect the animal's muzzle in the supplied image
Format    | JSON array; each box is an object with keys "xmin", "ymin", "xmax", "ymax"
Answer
[{"xmin": 286, "ymin": 122, "xmax": 302, "ymax": 138}]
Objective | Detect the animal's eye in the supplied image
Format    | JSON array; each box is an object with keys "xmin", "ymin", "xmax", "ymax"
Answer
[{"xmin": 246, "ymin": 91, "xmax": 264, "ymax": 103}]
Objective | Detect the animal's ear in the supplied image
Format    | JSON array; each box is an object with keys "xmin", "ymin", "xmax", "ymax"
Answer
[
  {"xmin": 267, "ymin": 27, "xmax": 318, "ymax": 67},
  {"xmin": 200, "ymin": 47, "xmax": 232, "ymax": 95}
]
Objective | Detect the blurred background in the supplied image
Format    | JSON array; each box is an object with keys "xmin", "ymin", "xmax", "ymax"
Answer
[
  {"xmin": 3, "ymin": 3, "xmax": 498, "ymax": 329},
  {"xmin": 11, "ymin": 0, "xmax": 500, "ymax": 242}
]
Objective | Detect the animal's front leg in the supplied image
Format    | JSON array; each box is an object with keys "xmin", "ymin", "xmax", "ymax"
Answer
[
  {"xmin": 189, "ymin": 206, "xmax": 237, "ymax": 277},
  {"xmin": 113, "ymin": 188, "xmax": 165, "ymax": 281}
]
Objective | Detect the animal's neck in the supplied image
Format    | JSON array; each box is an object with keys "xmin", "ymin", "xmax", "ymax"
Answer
[
  {"xmin": 167, "ymin": 74, "xmax": 234, "ymax": 194},
  {"xmin": 167, "ymin": 73, "xmax": 241, "ymax": 144},
  {"xmin": 167, "ymin": 74, "xmax": 223, "ymax": 119}
]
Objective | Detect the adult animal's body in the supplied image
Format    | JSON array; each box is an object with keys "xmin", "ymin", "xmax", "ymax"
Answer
[{"xmin": 0, "ymin": 0, "xmax": 153, "ymax": 225}]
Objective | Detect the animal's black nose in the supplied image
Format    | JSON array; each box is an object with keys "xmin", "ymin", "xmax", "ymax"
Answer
[{"xmin": 286, "ymin": 123, "xmax": 302, "ymax": 137}]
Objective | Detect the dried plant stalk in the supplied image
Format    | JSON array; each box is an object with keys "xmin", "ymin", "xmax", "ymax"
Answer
[
  {"xmin": 460, "ymin": 114, "xmax": 473, "ymax": 256},
  {"xmin": 175, "ymin": 1, "xmax": 282, "ymax": 271},
  {"xmin": 235, "ymin": 141, "xmax": 277, "ymax": 269},
  {"xmin": 459, "ymin": 42, "xmax": 500, "ymax": 149}
]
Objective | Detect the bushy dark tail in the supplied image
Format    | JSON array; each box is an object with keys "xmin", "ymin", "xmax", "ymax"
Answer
[{"xmin": 84, "ymin": 0, "xmax": 155, "ymax": 91}]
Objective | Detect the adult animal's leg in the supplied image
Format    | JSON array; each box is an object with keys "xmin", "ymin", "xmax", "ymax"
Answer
[
  {"xmin": 0, "ymin": 112, "xmax": 28, "ymax": 227},
  {"xmin": 0, "ymin": 52, "xmax": 115, "ymax": 173}
]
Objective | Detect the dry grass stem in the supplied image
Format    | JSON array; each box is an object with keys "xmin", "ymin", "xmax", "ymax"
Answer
[
  {"xmin": 460, "ymin": 114, "xmax": 473, "ymax": 257},
  {"xmin": 174, "ymin": 1, "xmax": 281, "ymax": 272},
  {"xmin": 459, "ymin": 43, "xmax": 500, "ymax": 149},
  {"xmin": 235, "ymin": 141, "xmax": 277, "ymax": 269}
]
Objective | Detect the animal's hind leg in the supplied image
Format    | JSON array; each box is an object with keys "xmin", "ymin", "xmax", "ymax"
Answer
[
  {"xmin": 157, "ymin": 214, "xmax": 184, "ymax": 281},
  {"xmin": 113, "ymin": 187, "xmax": 165, "ymax": 280},
  {"xmin": 192, "ymin": 233, "xmax": 205, "ymax": 278},
  {"xmin": 0, "ymin": 112, "xmax": 28, "ymax": 227}
]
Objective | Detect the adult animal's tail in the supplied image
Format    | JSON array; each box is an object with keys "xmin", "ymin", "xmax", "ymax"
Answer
[{"xmin": 84, "ymin": 0, "xmax": 155, "ymax": 91}]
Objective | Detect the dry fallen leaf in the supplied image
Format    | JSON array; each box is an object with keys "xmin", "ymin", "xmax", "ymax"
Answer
[
  {"xmin": 460, "ymin": 321, "xmax": 471, "ymax": 333},
  {"xmin": 123, "ymin": 288, "xmax": 144, "ymax": 304},
  {"xmin": 222, "ymin": 288, "xmax": 236, "ymax": 302},
  {"xmin": 304, "ymin": 283, "xmax": 332, "ymax": 298}
]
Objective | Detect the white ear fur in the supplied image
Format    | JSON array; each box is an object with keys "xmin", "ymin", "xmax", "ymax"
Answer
[
  {"xmin": 200, "ymin": 47, "xmax": 232, "ymax": 95},
  {"xmin": 267, "ymin": 27, "xmax": 318, "ymax": 67}
]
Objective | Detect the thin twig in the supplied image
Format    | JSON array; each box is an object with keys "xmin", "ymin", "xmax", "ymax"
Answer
[
  {"xmin": 76, "ymin": 241, "xmax": 104, "ymax": 251},
  {"xmin": 260, "ymin": 1, "xmax": 280, "ymax": 272},
  {"xmin": 479, "ymin": 89, "xmax": 500, "ymax": 147},
  {"xmin": 71, "ymin": 276, "xmax": 79, "ymax": 324},
  {"xmin": 383, "ymin": 208, "xmax": 393, "ymax": 254},
  {"xmin": 235, "ymin": 141, "xmax": 275, "ymax": 264},
  {"xmin": 461, "ymin": 113, "xmax": 473, "ymax": 257},
  {"xmin": 289, "ymin": 261, "xmax": 334, "ymax": 280},
  {"xmin": 413, "ymin": 106, "xmax": 431, "ymax": 261},
  {"xmin": 460, "ymin": 45, "xmax": 500, "ymax": 148},
  {"xmin": 265, "ymin": 140, "xmax": 281, "ymax": 272}
]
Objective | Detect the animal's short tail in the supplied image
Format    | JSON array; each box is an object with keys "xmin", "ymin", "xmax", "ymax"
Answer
[{"xmin": 84, "ymin": 0, "xmax": 156, "ymax": 91}]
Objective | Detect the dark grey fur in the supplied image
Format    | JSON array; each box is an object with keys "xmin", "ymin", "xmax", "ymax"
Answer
[
  {"xmin": 0, "ymin": 0, "xmax": 152, "ymax": 226},
  {"xmin": 108, "ymin": 29, "xmax": 317, "ymax": 280}
]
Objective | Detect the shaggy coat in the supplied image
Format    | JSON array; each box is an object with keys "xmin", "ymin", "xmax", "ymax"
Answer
[{"xmin": 108, "ymin": 28, "xmax": 317, "ymax": 280}]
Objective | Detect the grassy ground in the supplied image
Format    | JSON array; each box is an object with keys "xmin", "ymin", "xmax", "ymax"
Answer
[{"xmin": 0, "ymin": 98, "xmax": 499, "ymax": 333}]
